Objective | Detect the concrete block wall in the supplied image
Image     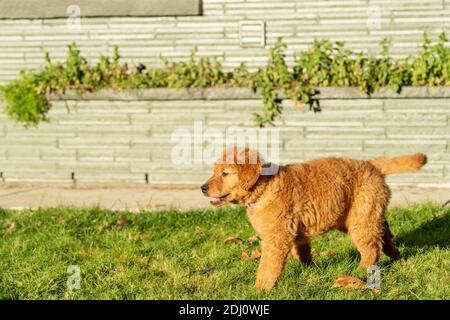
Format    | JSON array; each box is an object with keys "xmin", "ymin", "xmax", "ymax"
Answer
[
  {"xmin": 0, "ymin": 87, "xmax": 449, "ymax": 186},
  {"xmin": 1, "ymin": 0, "xmax": 450, "ymax": 83}
]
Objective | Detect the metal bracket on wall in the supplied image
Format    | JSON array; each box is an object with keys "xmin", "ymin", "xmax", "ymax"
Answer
[{"xmin": 71, "ymin": 172, "xmax": 77, "ymax": 185}]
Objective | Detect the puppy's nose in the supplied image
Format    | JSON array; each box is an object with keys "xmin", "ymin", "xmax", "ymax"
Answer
[{"xmin": 201, "ymin": 184, "xmax": 209, "ymax": 194}]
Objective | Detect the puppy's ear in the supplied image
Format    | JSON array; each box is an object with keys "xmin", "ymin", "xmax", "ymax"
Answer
[
  {"xmin": 237, "ymin": 148, "xmax": 263, "ymax": 191},
  {"xmin": 238, "ymin": 163, "xmax": 262, "ymax": 191}
]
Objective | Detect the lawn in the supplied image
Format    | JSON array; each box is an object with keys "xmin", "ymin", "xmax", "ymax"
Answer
[{"xmin": 0, "ymin": 203, "xmax": 448, "ymax": 300}]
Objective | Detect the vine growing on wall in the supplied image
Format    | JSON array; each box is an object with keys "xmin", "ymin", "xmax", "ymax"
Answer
[{"xmin": 1, "ymin": 33, "xmax": 450, "ymax": 127}]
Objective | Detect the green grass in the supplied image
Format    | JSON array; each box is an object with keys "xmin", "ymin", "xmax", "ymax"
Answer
[{"xmin": 0, "ymin": 203, "xmax": 448, "ymax": 300}]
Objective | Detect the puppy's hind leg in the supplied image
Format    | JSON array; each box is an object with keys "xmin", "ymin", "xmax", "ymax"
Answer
[
  {"xmin": 347, "ymin": 203, "xmax": 385, "ymax": 268},
  {"xmin": 291, "ymin": 236, "xmax": 312, "ymax": 266},
  {"xmin": 347, "ymin": 176, "xmax": 390, "ymax": 268},
  {"xmin": 348, "ymin": 227, "xmax": 383, "ymax": 268},
  {"xmin": 382, "ymin": 220, "xmax": 400, "ymax": 260}
]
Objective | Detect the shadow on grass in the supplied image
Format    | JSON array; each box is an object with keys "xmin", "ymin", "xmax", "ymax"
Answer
[
  {"xmin": 320, "ymin": 211, "xmax": 450, "ymax": 268},
  {"xmin": 394, "ymin": 212, "xmax": 450, "ymax": 255}
]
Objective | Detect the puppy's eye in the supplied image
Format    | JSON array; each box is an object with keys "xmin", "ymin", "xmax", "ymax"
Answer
[{"xmin": 221, "ymin": 171, "xmax": 229, "ymax": 177}]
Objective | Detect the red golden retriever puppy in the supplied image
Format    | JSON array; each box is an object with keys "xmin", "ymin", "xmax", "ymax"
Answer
[{"xmin": 201, "ymin": 147, "xmax": 427, "ymax": 290}]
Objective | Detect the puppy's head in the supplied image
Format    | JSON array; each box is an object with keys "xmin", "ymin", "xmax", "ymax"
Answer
[{"xmin": 201, "ymin": 147, "xmax": 263, "ymax": 207}]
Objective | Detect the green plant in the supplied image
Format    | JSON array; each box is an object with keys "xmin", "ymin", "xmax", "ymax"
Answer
[
  {"xmin": 0, "ymin": 72, "xmax": 49, "ymax": 126},
  {"xmin": 251, "ymin": 39, "xmax": 320, "ymax": 125},
  {"xmin": 411, "ymin": 33, "xmax": 450, "ymax": 86},
  {"xmin": 252, "ymin": 40, "xmax": 288, "ymax": 125},
  {"xmin": 1, "ymin": 33, "xmax": 450, "ymax": 127},
  {"xmin": 162, "ymin": 48, "xmax": 230, "ymax": 88}
]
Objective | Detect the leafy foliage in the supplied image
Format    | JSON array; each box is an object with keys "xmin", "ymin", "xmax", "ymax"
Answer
[
  {"xmin": 1, "ymin": 33, "xmax": 450, "ymax": 127},
  {"xmin": 1, "ymin": 73, "xmax": 49, "ymax": 125}
]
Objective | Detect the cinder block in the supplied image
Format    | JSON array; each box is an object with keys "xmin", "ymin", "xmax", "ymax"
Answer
[
  {"xmin": 0, "ymin": 159, "xmax": 57, "ymax": 170},
  {"xmin": 147, "ymin": 171, "xmax": 209, "ymax": 184},
  {"xmin": 364, "ymin": 139, "xmax": 447, "ymax": 152},
  {"xmin": 4, "ymin": 123, "xmax": 77, "ymax": 137},
  {"xmin": 386, "ymin": 127, "xmax": 450, "ymax": 139},
  {"xmin": 130, "ymin": 137, "xmax": 173, "ymax": 149},
  {"xmin": 332, "ymin": 151, "xmax": 388, "ymax": 160},
  {"xmin": 0, "ymin": 136, "xmax": 58, "ymax": 147},
  {"xmin": 57, "ymin": 114, "xmax": 130, "ymax": 125},
  {"xmin": 74, "ymin": 172, "xmax": 144, "ymax": 183},
  {"xmin": 77, "ymin": 150, "xmax": 115, "ymax": 161},
  {"xmin": 150, "ymin": 100, "xmax": 226, "ymax": 114},
  {"xmin": 76, "ymin": 125, "xmax": 151, "ymax": 137},
  {"xmin": 277, "ymin": 127, "xmax": 305, "ymax": 141},
  {"xmin": 224, "ymin": 101, "xmax": 263, "ymax": 113},
  {"xmin": 72, "ymin": 101, "xmax": 151, "ymax": 114},
  {"xmin": 130, "ymin": 162, "xmax": 207, "ymax": 173},
  {"xmin": 285, "ymin": 138, "xmax": 363, "ymax": 151},
  {"xmin": 384, "ymin": 99, "xmax": 450, "ymax": 114},
  {"xmin": 319, "ymin": 99, "xmax": 383, "ymax": 111},
  {"xmin": 306, "ymin": 127, "xmax": 385, "ymax": 139},
  {"xmin": 299, "ymin": 151, "xmax": 346, "ymax": 161},
  {"xmin": 146, "ymin": 126, "xmax": 185, "ymax": 135},
  {"xmin": 41, "ymin": 149, "xmax": 77, "ymax": 161},
  {"xmin": 364, "ymin": 114, "xmax": 447, "ymax": 127},
  {"xmin": 114, "ymin": 150, "xmax": 151, "ymax": 162},
  {"xmin": 285, "ymin": 118, "xmax": 364, "ymax": 127},
  {"xmin": 286, "ymin": 109, "xmax": 383, "ymax": 121},
  {"xmin": 57, "ymin": 161, "xmax": 129, "ymax": 172},
  {"xmin": 130, "ymin": 113, "xmax": 205, "ymax": 125},
  {"xmin": 58, "ymin": 137, "xmax": 131, "ymax": 149},
  {"xmin": 206, "ymin": 112, "xmax": 255, "ymax": 126},
  {"xmin": 5, "ymin": 148, "xmax": 41, "ymax": 160},
  {"xmin": 0, "ymin": 170, "xmax": 71, "ymax": 182}
]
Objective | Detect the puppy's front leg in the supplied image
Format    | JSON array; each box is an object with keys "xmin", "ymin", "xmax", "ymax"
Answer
[{"xmin": 254, "ymin": 237, "xmax": 292, "ymax": 290}]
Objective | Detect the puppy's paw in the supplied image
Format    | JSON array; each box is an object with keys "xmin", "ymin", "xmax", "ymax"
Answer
[{"xmin": 254, "ymin": 279, "xmax": 275, "ymax": 291}]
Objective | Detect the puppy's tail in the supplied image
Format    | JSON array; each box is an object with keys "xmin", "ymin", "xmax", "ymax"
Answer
[{"xmin": 369, "ymin": 153, "xmax": 427, "ymax": 175}]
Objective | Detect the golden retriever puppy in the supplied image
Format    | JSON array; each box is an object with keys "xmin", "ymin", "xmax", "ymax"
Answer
[{"xmin": 201, "ymin": 147, "xmax": 427, "ymax": 290}]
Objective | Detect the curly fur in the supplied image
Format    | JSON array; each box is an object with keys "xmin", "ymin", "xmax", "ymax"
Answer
[{"xmin": 202, "ymin": 147, "xmax": 427, "ymax": 290}]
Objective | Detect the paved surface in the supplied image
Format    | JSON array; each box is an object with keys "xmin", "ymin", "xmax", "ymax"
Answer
[{"xmin": 0, "ymin": 183, "xmax": 449, "ymax": 211}]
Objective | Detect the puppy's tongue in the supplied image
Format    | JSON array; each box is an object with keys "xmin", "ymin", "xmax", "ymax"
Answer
[{"xmin": 210, "ymin": 198, "xmax": 223, "ymax": 206}]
